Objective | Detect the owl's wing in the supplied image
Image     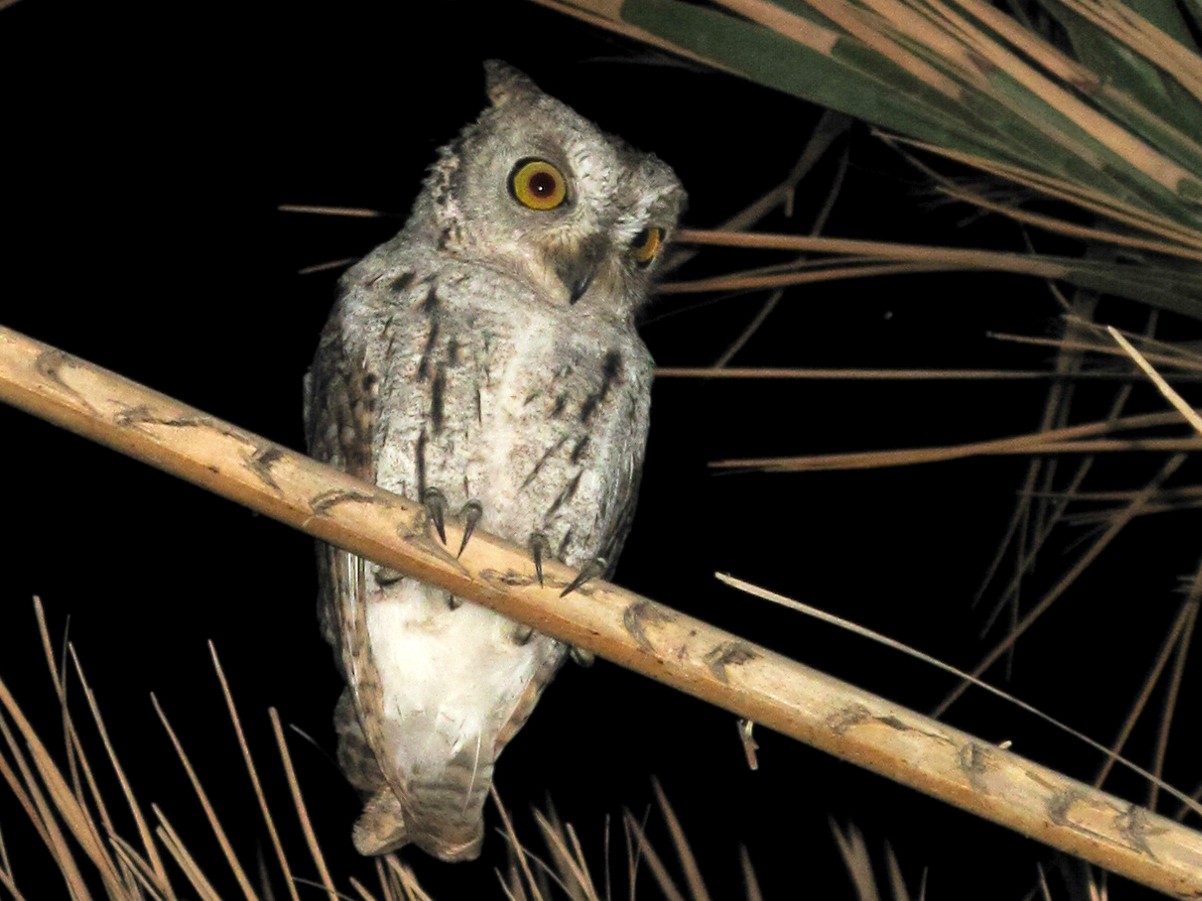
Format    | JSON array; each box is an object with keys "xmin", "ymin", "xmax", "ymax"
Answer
[
  {"xmin": 305, "ymin": 305, "xmax": 410, "ymax": 850},
  {"xmin": 304, "ymin": 307, "xmax": 377, "ymax": 654}
]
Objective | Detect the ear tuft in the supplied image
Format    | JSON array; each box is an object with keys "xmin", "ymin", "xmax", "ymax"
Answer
[{"xmin": 483, "ymin": 60, "xmax": 540, "ymax": 106}]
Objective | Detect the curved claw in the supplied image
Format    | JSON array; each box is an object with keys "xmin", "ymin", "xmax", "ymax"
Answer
[
  {"xmin": 511, "ymin": 623, "xmax": 534, "ymax": 645},
  {"xmin": 569, "ymin": 646, "xmax": 595, "ymax": 667},
  {"xmin": 457, "ymin": 500, "xmax": 483, "ymax": 558},
  {"xmin": 373, "ymin": 565, "xmax": 404, "ymax": 587},
  {"xmin": 529, "ymin": 531, "xmax": 552, "ymax": 587},
  {"xmin": 560, "ymin": 556, "xmax": 606, "ymax": 598},
  {"xmin": 422, "ymin": 487, "xmax": 448, "ymax": 545}
]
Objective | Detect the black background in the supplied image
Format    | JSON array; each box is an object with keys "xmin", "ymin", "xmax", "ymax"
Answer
[{"xmin": 2, "ymin": 1, "xmax": 1199, "ymax": 898}]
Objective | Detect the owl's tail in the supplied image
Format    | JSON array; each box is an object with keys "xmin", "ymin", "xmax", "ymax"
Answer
[{"xmin": 336, "ymin": 693, "xmax": 495, "ymax": 861}]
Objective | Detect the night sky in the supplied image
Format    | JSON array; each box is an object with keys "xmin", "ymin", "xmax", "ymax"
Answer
[{"xmin": 2, "ymin": 2, "xmax": 1199, "ymax": 898}]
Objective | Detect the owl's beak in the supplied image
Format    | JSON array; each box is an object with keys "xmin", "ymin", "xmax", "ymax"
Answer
[
  {"xmin": 555, "ymin": 234, "xmax": 608, "ymax": 305},
  {"xmin": 566, "ymin": 271, "xmax": 594, "ymax": 305}
]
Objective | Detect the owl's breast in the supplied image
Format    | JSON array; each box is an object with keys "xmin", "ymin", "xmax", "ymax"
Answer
[{"xmin": 361, "ymin": 265, "xmax": 653, "ymax": 569}]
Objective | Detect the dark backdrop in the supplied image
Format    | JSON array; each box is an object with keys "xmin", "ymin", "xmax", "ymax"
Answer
[{"xmin": 2, "ymin": 2, "xmax": 1198, "ymax": 898}]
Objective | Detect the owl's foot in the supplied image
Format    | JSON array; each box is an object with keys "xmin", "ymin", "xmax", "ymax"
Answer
[
  {"xmin": 457, "ymin": 500, "xmax": 483, "ymax": 558},
  {"xmin": 422, "ymin": 487, "xmax": 448, "ymax": 544},
  {"xmin": 529, "ymin": 531, "xmax": 553, "ymax": 587},
  {"xmin": 374, "ymin": 565, "xmax": 404, "ymax": 587},
  {"xmin": 569, "ymin": 647, "xmax": 595, "ymax": 667},
  {"xmin": 560, "ymin": 556, "xmax": 607, "ymax": 598}
]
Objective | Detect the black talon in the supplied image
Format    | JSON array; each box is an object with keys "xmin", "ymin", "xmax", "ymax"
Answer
[
  {"xmin": 560, "ymin": 556, "xmax": 606, "ymax": 598},
  {"xmin": 512, "ymin": 623, "xmax": 534, "ymax": 645},
  {"xmin": 457, "ymin": 500, "xmax": 483, "ymax": 558},
  {"xmin": 446, "ymin": 592, "xmax": 461, "ymax": 610},
  {"xmin": 422, "ymin": 487, "xmax": 447, "ymax": 544},
  {"xmin": 529, "ymin": 531, "xmax": 552, "ymax": 587},
  {"xmin": 569, "ymin": 646, "xmax": 595, "ymax": 667}
]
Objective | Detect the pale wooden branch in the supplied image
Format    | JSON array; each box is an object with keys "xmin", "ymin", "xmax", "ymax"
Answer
[{"xmin": 2, "ymin": 325, "xmax": 1201, "ymax": 897}]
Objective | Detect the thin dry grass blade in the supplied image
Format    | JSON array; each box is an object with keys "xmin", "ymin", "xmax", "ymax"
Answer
[
  {"xmin": 939, "ymin": 185, "xmax": 1202, "ymax": 261},
  {"xmin": 108, "ymin": 833, "xmax": 168, "ymax": 901},
  {"xmin": 884, "ymin": 843, "xmax": 910, "ymax": 901},
  {"xmin": 711, "ymin": 430, "xmax": 1202, "ymax": 473},
  {"xmin": 1032, "ymin": 485, "xmax": 1202, "ymax": 503},
  {"xmin": 34, "ymin": 602, "xmax": 83, "ymax": 824},
  {"xmin": 277, "ymin": 204, "xmax": 386, "ymax": 219},
  {"xmin": 0, "ymin": 862, "xmax": 28, "ymax": 901},
  {"xmin": 269, "ymin": 708, "xmax": 338, "ymax": 901},
  {"xmin": 650, "ymin": 780, "xmax": 711, "ymax": 901},
  {"xmin": 298, "ymin": 258, "xmax": 357, "ymax": 276},
  {"xmin": 153, "ymin": 806, "xmax": 221, "ymax": 901},
  {"xmin": 350, "ymin": 877, "xmax": 381, "ymax": 901},
  {"xmin": 373, "ymin": 859, "xmax": 393, "ymax": 901},
  {"xmin": 738, "ymin": 846, "xmax": 762, "ymax": 901},
  {"xmin": 673, "ymin": 227, "xmax": 1078, "ymax": 273},
  {"xmin": 623, "ymin": 815, "xmax": 637, "ymax": 901},
  {"xmin": 497, "ymin": 871, "xmax": 525, "ymax": 901},
  {"xmin": 531, "ymin": 808, "xmax": 597, "ymax": 901},
  {"xmin": 562, "ymin": 819, "xmax": 599, "ymax": 901},
  {"xmin": 668, "ymin": 229, "xmax": 1201, "ymax": 312},
  {"xmin": 507, "ymin": 822, "xmax": 578, "ymax": 901},
  {"xmin": 621, "ymin": 812, "xmax": 687, "ymax": 901},
  {"xmin": 208, "ymin": 643, "xmax": 300, "ymax": 901},
  {"xmin": 0, "ymin": 716, "xmax": 55, "ymax": 860},
  {"xmin": 1076, "ymin": 319, "xmax": 1202, "ymax": 362},
  {"xmin": 0, "ymin": 825, "xmax": 28, "ymax": 901},
  {"xmin": 67, "ymin": 646, "xmax": 171, "ymax": 893},
  {"xmin": 831, "ymin": 821, "xmax": 880, "ymax": 901},
  {"xmin": 711, "ymin": 409, "xmax": 1196, "ymax": 471},
  {"xmin": 33, "ymin": 601, "xmax": 118, "ymax": 855},
  {"xmin": 384, "ymin": 857, "xmax": 436, "ymax": 901},
  {"xmin": 0, "ymin": 665, "xmax": 116, "ymax": 897},
  {"xmin": 1108, "ymin": 327, "xmax": 1202, "ymax": 433},
  {"xmin": 151, "ymin": 693, "xmax": 257, "ymax": 900},
  {"xmin": 659, "ymin": 261, "xmax": 948, "ymax": 294},
  {"xmin": 655, "ymin": 366, "xmax": 1202, "ymax": 382},
  {"xmin": 1065, "ymin": 497, "xmax": 1202, "ymax": 523},
  {"xmin": 991, "ymin": 331, "xmax": 1202, "ymax": 373},
  {"xmin": 490, "ymin": 786, "xmax": 546, "ymax": 901}
]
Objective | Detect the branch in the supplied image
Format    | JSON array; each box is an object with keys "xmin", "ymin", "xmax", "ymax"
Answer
[{"xmin": 1, "ymin": 325, "xmax": 1200, "ymax": 898}]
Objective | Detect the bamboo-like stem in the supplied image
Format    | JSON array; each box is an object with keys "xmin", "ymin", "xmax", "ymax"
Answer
[{"xmin": 2, "ymin": 325, "xmax": 1202, "ymax": 897}]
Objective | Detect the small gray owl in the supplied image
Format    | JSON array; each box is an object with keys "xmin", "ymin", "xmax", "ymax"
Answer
[{"xmin": 303, "ymin": 60, "xmax": 685, "ymax": 862}]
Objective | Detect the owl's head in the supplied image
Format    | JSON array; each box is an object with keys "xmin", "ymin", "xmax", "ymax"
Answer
[{"xmin": 414, "ymin": 60, "xmax": 687, "ymax": 319}]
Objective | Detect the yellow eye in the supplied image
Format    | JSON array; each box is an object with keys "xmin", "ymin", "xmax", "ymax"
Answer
[
  {"xmin": 631, "ymin": 227, "xmax": 662, "ymax": 267},
  {"xmin": 510, "ymin": 158, "xmax": 567, "ymax": 211}
]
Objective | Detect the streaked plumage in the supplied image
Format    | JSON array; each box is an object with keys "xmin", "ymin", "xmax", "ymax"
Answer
[{"xmin": 304, "ymin": 61, "xmax": 685, "ymax": 861}]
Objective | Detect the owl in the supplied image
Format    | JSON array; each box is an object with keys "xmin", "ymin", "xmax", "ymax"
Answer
[{"xmin": 303, "ymin": 61, "xmax": 686, "ymax": 862}]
